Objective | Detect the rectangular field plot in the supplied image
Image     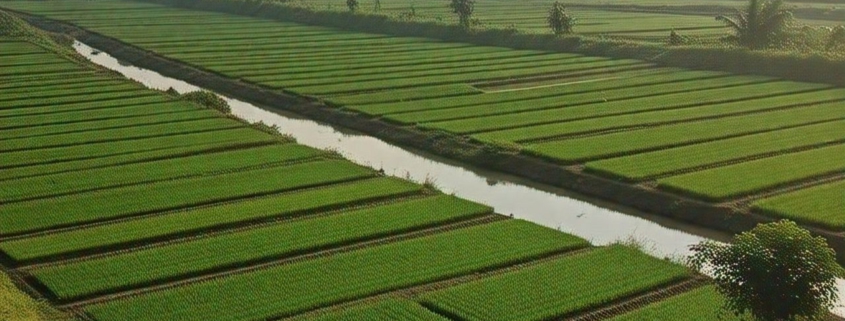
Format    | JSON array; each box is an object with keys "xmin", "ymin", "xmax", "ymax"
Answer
[
  {"xmin": 585, "ymin": 120, "xmax": 845, "ymax": 181},
  {"xmin": 306, "ymin": 299, "xmax": 448, "ymax": 321},
  {"xmin": 0, "ymin": 177, "xmax": 423, "ymax": 264},
  {"xmin": 657, "ymin": 144, "xmax": 845, "ymax": 201},
  {"xmin": 82, "ymin": 220, "xmax": 588, "ymax": 321},
  {"xmin": 419, "ymin": 245, "xmax": 690, "ymax": 321},
  {"xmin": 28, "ymin": 195, "xmax": 493, "ymax": 301},
  {"xmin": 752, "ymin": 180, "xmax": 845, "ymax": 229},
  {"xmin": 607, "ymin": 286, "xmax": 745, "ymax": 321}
]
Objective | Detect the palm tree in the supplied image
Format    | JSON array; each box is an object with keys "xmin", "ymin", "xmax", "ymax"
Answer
[{"xmin": 716, "ymin": 0, "xmax": 793, "ymax": 49}]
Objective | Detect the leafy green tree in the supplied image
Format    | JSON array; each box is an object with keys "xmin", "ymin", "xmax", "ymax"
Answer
[
  {"xmin": 716, "ymin": 0, "xmax": 794, "ymax": 49},
  {"xmin": 347, "ymin": 0, "xmax": 359, "ymax": 12},
  {"xmin": 689, "ymin": 220, "xmax": 842, "ymax": 321},
  {"xmin": 827, "ymin": 25, "xmax": 845, "ymax": 50},
  {"xmin": 547, "ymin": 1, "xmax": 575, "ymax": 35},
  {"xmin": 374, "ymin": 0, "xmax": 381, "ymax": 12},
  {"xmin": 449, "ymin": 0, "xmax": 475, "ymax": 29}
]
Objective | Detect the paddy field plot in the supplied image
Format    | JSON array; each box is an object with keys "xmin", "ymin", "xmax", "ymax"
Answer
[{"xmin": 0, "ymin": 29, "xmax": 734, "ymax": 321}]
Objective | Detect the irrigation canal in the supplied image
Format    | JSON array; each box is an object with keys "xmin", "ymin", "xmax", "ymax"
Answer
[{"xmin": 73, "ymin": 41, "xmax": 845, "ymax": 314}]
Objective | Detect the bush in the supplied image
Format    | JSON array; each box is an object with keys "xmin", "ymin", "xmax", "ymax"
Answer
[
  {"xmin": 448, "ymin": 0, "xmax": 475, "ymax": 29},
  {"xmin": 346, "ymin": 0, "xmax": 358, "ymax": 12},
  {"xmin": 689, "ymin": 220, "xmax": 843, "ymax": 321},
  {"xmin": 180, "ymin": 91, "xmax": 231, "ymax": 114},
  {"xmin": 547, "ymin": 1, "xmax": 575, "ymax": 36}
]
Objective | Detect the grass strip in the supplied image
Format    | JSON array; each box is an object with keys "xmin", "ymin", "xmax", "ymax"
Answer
[
  {"xmin": 0, "ymin": 117, "xmax": 242, "ymax": 152},
  {"xmin": 0, "ymin": 177, "xmax": 421, "ymax": 264},
  {"xmin": 307, "ymin": 299, "xmax": 448, "ymax": 321},
  {"xmin": 607, "ymin": 286, "xmax": 744, "ymax": 321},
  {"xmin": 0, "ymin": 160, "xmax": 374, "ymax": 236},
  {"xmin": 419, "ymin": 245, "xmax": 690, "ymax": 321},
  {"xmin": 752, "ymin": 180, "xmax": 845, "ymax": 230},
  {"xmin": 0, "ymin": 143, "xmax": 320, "ymax": 203},
  {"xmin": 31, "ymin": 195, "xmax": 492, "ymax": 300},
  {"xmin": 585, "ymin": 120, "xmax": 845, "ymax": 181},
  {"xmin": 525, "ymin": 101, "xmax": 845, "ymax": 163},
  {"xmin": 657, "ymin": 144, "xmax": 845, "ymax": 201},
  {"xmin": 83, "ymin": 220, "xmax": 588, "ymax": 321}
]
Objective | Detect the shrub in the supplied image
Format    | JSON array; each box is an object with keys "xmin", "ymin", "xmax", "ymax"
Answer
[
  {"xmin": 547, "ymin": 1, "xmax": 575, "ymax": 36},
  {"xmin": 689, "ymin": 220, "xmax": 843, "ymax": 321},
  {"xmin": 346, "ymin": 0, "xmax": 358, "ymax": 12},
  {"xmin": 180, "ymin": 91, "xmax": 231, "ymax": 114},
  {"xmin": 716, "ymin": 0, "xmax": 794, "ymax": 49},
  {"xmin": 448, "ymin": 0, "xmax": 475, "ymax": 29}
]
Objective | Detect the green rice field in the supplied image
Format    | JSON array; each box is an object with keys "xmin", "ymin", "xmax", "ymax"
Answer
[
  {"xmin": 3, "ymin": 0, "xmax": 842, "ymax": 231},
  {"xmin": 0, "ymin": 17, "xmax": 738, "ymax": 321}
]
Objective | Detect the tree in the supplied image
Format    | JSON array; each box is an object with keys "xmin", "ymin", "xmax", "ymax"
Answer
[
  {"xmin": 547, "ymin": 1, "xmax": 575, "ymax": 36},
  {"xmin": 374, "ymin": 0, "xmax": 381, "ymax": 12},
  {"xmin": 347, "ymin": 0, "xmax": 359, "ymax": 12},
  {"xmin": 716, "ymin": 0, "xmax": 794, "ymax": 49},
  {"xmin": 827, "ymin": 25, "xmax": 845, "ymax": 50},
  {"xmin": 688, "ymin": 220, "xmax": 843, "ymax": 321},
  {"xmin": 449, "ymin": 0, "xmax": 475, "ymax": 29}
]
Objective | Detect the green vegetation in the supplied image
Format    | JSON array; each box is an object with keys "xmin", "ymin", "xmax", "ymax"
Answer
[
  {"xmin": 31, "ymin": 195, "xmax": 493, "ymax": 300},
  {"xmin": 689, "ymin": 221, "xmax": 843, "ymax": 321},
  {"xmin": 608, "ymin": 286, "xmax": 744, "ymax": 321},
  {"xmin": 309, "ymin": 299, "xmax": 448, "ymax": 321},
  {"xmin": 753, "ymin": 181, "xmax": 845, "ymax": 229},
  {"xmin": 83, "ymin": 221, "xmax": 588, "ymax": 321},
  {"xmin": 547, "ymin": 1, "xmax": 575, "ymax": 36},
  {"xmin": 420, "ymin": 245, "xmax": 690, "ymax": 321},
  {"xmin": 0, "ymin": 272, "xmax": 71, "ymax": 321}
]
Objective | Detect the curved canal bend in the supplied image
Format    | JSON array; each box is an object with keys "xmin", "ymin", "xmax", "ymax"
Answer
[{"xmin": 73, "ymin": 41, "xmax": 845, "ymax": 314}]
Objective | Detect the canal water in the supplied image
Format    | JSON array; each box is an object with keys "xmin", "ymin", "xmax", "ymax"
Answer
[{"xmin": 73, "ymin": 41, "xmax": 845, "ymax": 314}]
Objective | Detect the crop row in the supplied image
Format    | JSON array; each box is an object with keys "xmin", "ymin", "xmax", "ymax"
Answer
[
  {"xmin": 351, "ymin": 69, "xmax": 720, "ymax": 116},
  {"xmin": 0, "ymin": 143, "xmax": 321, "ymax": 203},
  {"xmin": 0, "ymin": 82, "xmax": 144, "ymax": 104},
  {"xmin": 82, "ymin": 220, "xmax": 588, "ymax": 321},
  {"xmin": 308, "ymin": 299, "xmax": 448, "ymax": 321},
  {"xmin": 1, "ymin": 77, "xmax": 121, "ymax": 96},
  {"xmin": 585, "ymin": 119, "xmax": 845, "ymax": 181},
  {"xmin": 0, "ymin": 127, "xmax": 275, "ymax": 174},
  {"xmin": 1, "ymin": 90, "xmax": 161, "ymax": 111},
  {"xmin": 0, "ymin": 160, "xmax": 375, "ymax": 236},
  {"xmin": 608, "ymin": 285, "xmax": 743, "ymax": 321},
  {"xmin": 405, "ymin": 75, "xmax": 783, "ymax": 128},
  {"xmin": 471, "ymin": 86, "xmax": 844, "ymax": 143},
  {"xmin": 0, "ymin": 95, "xmax": 171, "ymax": 118},
  {"xmin": 30, "ymin": 195, "xmax": 493, "ymax": 301},
  {"xmin": 1, "ymin": 100, "xmax": 199, "ymax": 130},
  {"xmin": 525, "ymin": 101, "xmax": 845, "ymax": 163},
  {"xmin": 0, "ymin": 117, "xmax": 241, "ymax": 153},
  {"xmin": 753, "ymin": 180, "xmax": 845, "ymax": 229},
  {"xmin": 420, "ymin": 245, "xmax": 690, "ymax": 321},
  {"xmin": 0, "ymin": 177, "xmax": 423, "ymax": 264},
  {"xmin": 658, "ymin": 143, "xmax": 845, "ymax": 201},
  {"xmin": 1, "ymin": 108, "xmax": 219, "ymax": 141}
]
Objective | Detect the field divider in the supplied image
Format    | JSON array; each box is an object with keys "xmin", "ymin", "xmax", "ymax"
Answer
[
  {"xmin": 562, "ymin": 276, "xmax": 710, "ymax": 321},
  {"xmin": 0, "ymin": 165, "xmax": 376, "ymax": 240},
  {"xmin": 49, "ymin": 214, "xmax": 508, "ymax": 309},
  {"xmin": 410, "ymin": 77, "xmax": 778, "ymax": 127},
  {"xmin": 280, "ymin": 247, "xmax": 597, "ymax": 321},
  {"xmin": 8, "ymin": 192, "xmax": 433, "ymax": 269},
  {"xmin": 0, "ymin": 111, "xmax": 216, "ymax": 142},
  {"xmin": 0, "ymin": 148, "xmax": 323, "ymax": 206},
  {"xmin": 513, "ymin": 95, "xmax": 845, "ymax": 145},
  {"xmin": 472, "ymin": 64, "xmax": 652, "ymax": 92},
  {"xmin": 527, "ymin": 117, "xmax": 845, "ymax": 165},
  {"xmin": 0, "ymin": 122, "xmax": 244, "ymax": 154},
  {"xmin": 0, "ymin": 137, "xmax": 276, "ymax": 175},
  {"xmin": 722, "ymin": 172, "xmax": 845, "ymax": 208},
  {"xmin": 626, "ymin": 138, "xmax": 845, "ymax": 183}
]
